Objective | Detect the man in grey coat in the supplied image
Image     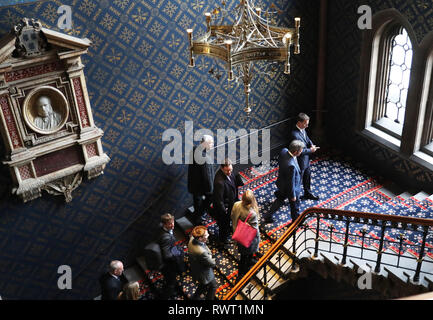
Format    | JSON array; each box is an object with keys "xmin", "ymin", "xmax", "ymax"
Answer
[{"xmin": 188, "ymin": 225, "xmax": 217, "ymax": 300}]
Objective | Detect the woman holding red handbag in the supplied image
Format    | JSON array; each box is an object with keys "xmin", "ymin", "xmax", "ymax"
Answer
[{"xmin": 231, "ymin": 189, "xmax": 261, "ymax": 280}]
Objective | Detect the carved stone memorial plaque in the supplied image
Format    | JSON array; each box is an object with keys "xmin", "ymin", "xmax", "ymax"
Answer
[{"xmin": 0, "ymin": 18, "xmax": 110, "ymax": 202}]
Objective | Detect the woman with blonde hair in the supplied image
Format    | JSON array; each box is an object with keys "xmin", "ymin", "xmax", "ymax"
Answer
[
  {"xmin": 119, "ymin": 281, "xmax": 141, "ymax": 300},
  {"xmin": 231, "ymin": 189, "xmax": 261, "ymax": 279}
]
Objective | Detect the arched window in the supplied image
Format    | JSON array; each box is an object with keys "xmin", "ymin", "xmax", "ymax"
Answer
[
  {"xmin": 370, "ymin": 27, "xmax": 413, "ymax": 139},
  {"xmin": 357, "ymin": 9, "xmax": 433, "ymax": 170}
]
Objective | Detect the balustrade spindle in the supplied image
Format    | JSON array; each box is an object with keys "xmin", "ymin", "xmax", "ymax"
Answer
[
  {"xmin": 360, "ymin": 225, "xmax": 367, "ymax": 259},
  {"xmin": 304, "ymin": 223, "xmax": 308, "ymax": 251},
  {"xmin": 397, "ymin": 233, "xmax": 405, "ymax": 268},
  {"xmin": 292, "ymin": 229, "xmax": 297, "ymax": 254},
  {"xmin": 414, "ymin": 226, "xmax": 428, "ymax": 283},
  {"xmin": 277, "ymin": 251, "xmax": 282, "ymax": 269},
  {"xmin": 341, "ymin": 219, "xmax": 351, "ymax": 265},
  {"xmin": 374, "ymin": 221, "xmax": 387, "ymax": 273},
  {"xmin": 246, "ymin": 284, "xmax": 253, "ymax": 299},
  {"xmin": 314, "ymin": 215, "xmax": 321, "ymax": 258},
  {"xmin": 329, "ymin": 223, "xmax": 334, "ymax": 252}
]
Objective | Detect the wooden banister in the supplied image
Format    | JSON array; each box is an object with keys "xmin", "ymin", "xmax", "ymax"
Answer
[{"xmin": 223, "ymin": 207, "xmax": 433, "ymax": 300}]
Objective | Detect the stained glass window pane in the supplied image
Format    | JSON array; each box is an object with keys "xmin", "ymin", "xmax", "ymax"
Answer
[{"xmin": 385, "ymin": 28, "xmax": 412, "ymax": 125}]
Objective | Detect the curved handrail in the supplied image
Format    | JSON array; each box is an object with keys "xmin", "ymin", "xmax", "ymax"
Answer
[{"xmin": 223, "ymin": 207, "xmax": 433, "ymax": 300}]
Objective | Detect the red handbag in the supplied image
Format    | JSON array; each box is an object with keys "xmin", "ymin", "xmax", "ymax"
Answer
[{"xmin": 232, "ymin": 211, "xmax": 257, "ymax": 248}]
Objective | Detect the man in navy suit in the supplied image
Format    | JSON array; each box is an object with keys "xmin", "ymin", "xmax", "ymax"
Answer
[
  {"xmin": 290, "ymin": 113, "xmax": 320, "ymax": 201},
  {"xmin": 213, "ymin": 158, "xmax": 244, "ymax": 246},
  {"xmin": 263, "ymin": 140, "xmax": 304, "ymax": 224}
]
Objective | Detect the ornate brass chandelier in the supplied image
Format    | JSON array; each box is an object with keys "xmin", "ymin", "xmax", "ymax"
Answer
[{"xmin": 187, "ymin": 0, "xmax": 300, "ymax": 114}]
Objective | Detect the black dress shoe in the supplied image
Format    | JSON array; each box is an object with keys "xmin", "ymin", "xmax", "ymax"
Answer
[{"xmin": 302, "ymin": 193, "xmax": 320, "ymax": 201}]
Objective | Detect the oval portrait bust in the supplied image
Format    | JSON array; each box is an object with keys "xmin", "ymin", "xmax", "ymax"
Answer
[{"xmin": 23, "ymin": 86, "xmax": 69, "ymax": 135}]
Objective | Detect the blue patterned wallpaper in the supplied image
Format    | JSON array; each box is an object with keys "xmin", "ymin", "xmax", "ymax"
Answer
[
  {"xmin": 325, "ymin": 0, "xmax": 433, "ymax": 190},
  {"xmin": 0, "ymin": 0, "xmax": 318, "ymax": 299}
]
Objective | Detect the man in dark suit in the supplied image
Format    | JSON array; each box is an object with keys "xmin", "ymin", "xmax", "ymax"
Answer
[
  {"xmin": 188, "ymin": 135, "xmax": 215, "ymax": 225},
  {"xmin": 99, "ymin": 260, "xmax": 126, "ymax": 300},
  {"xmin": 156, "ymin": 213, "xmax": 185, "ymax": 299},
  {"xmin": 290, "ymin": 113, "xmax": 320, "ymax": 201},
  {"xmin": 213, "ymin": 158, "xmax": 244, "ymax": 246},
  {"xmin": 263, "ymin": 140, "xmax": 304, "ymax": 224}
]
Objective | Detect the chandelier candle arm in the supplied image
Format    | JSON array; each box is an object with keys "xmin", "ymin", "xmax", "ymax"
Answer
[
  {"xmin": 255, "ymin": 7, "xmax": 261, "ymax": 18},
  {"xmin": 205, "ymin": 12, "xmax": 212, "ymax": 32},
  {"xmin": 187, "ymin": 28, "xmax": 195, "ymax": 67},
  {"xmin": 244, "ymin": 83, "xmax": 251, "ymax": 114},
  {"xmin": 294, "ymin": 17, "xmax": 301, "ymax": 54},
  {"xmin": 284, "ymin": 33, "xmax": 291, "ymax": 74},
  {"xmin": 225, "ymin": 40, "xmax": 233, "ymax": 81}
]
